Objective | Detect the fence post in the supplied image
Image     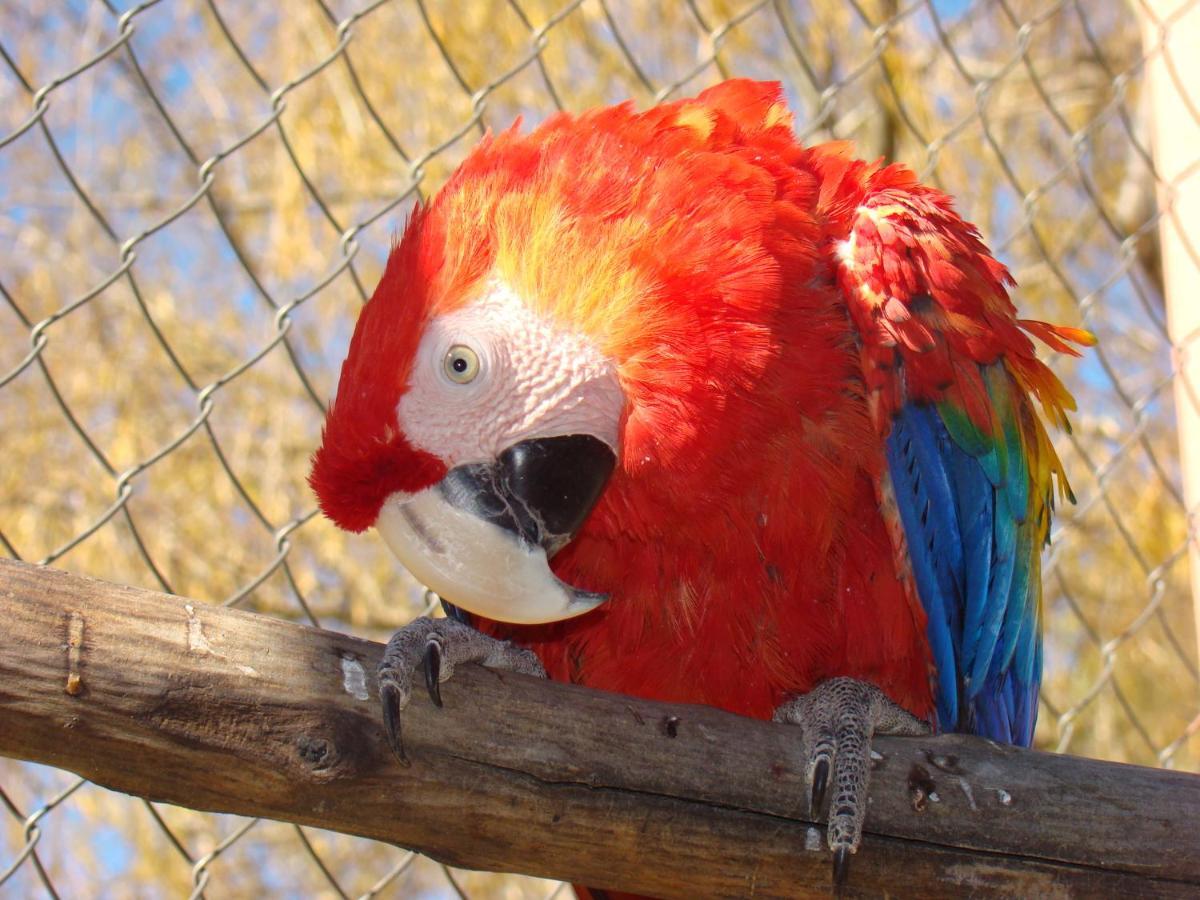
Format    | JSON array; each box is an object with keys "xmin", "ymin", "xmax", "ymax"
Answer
[{"xmin": 1142, "ymin": 0, "xmax": 1200, "ymax": 660}]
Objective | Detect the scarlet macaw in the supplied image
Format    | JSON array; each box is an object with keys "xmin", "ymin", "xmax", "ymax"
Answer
[{"xmin": 309, "ymin": 79, "xmax": 1092, "ymax": 887}]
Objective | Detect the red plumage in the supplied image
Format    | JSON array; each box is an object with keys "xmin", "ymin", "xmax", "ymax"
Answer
[
  {"xmin": 310, "ymin": 208, "xmax": 450, "ymax": 532},
  {"xmin": 312, "ymin": 79, "xmax": 1089, "ymax": 730}
]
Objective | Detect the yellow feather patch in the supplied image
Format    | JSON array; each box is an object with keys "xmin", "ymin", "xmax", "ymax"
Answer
[{"xmin": 674, "ymin": 105, "xmax": 716, "ymax": 139}]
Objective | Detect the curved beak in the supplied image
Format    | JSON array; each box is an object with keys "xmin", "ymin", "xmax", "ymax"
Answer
[{"xmin": 375, "ymin": 434, "xmax": 615, "ymax": 625}]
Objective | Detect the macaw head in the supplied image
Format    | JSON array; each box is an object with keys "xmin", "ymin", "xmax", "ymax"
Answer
[{"xmin": 310, "ymin": 80, "xmax": 810, "ymax": 624}]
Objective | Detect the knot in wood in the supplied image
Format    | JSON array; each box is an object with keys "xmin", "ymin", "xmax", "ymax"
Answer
[{"xmin": 296, "ymin": 734, "xmax": 336, "ymax": 771}]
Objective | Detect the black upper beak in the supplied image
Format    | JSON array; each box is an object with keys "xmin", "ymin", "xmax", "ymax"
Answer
[{"xmin": 436, "ymin": 434, "xmax": 616, "ymax": 557}]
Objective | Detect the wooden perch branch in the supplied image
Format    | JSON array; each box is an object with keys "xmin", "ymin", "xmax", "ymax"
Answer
[{"xmin": 0, "ymin": 558, "xmax": 1197, "ymax": 898}]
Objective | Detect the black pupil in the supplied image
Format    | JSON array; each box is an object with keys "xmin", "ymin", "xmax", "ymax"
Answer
[{"xmin": 452, "ymin": 357, "xmax": 467, "ymax": 373}]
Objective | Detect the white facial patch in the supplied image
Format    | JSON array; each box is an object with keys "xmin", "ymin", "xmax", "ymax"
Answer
[{"xmin": 397, "ymin": 281, "xmax": 623, "ymax": 466}]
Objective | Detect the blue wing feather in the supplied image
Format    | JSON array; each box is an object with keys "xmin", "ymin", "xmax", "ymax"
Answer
[
  {"xmin": 972, "ymin": 488, "xmax": 1016, "ymax": 691},
  {"xmin": 884, "ymin": 408, "xmax": 963, "ymax": 731},
  {"xmin": 885, "ymin": 361, "xmax": 1043, "ymax": 745}
]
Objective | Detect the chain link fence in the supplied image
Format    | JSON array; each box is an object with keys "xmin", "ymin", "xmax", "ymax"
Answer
[{"xmin": 1, "ymin": 0, "xmax": 1197, "ymax": 896}]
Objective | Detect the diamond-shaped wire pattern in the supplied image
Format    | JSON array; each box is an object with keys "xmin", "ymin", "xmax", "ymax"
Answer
[{"xmin": 2, "ymin": 0, "xmax": 1198, "ymax": 895}]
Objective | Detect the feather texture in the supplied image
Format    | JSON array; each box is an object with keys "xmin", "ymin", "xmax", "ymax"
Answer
[
  {"xmin": 834, "ymin": 170, "xmax": 1092, "ymax": 742},
  {"xmin": 312, "ymin": 79, "xmax": 1092, "ymax": 750}
]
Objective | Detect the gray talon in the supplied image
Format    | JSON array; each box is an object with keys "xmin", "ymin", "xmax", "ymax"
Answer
[
  {"xmin": 380, "ymin": 682, "xmax": 409, "ymax": 766},
  {"xmin": 812, "ymin": 757, "xmax": 830, "ymax": 814},
  {"xmin": 377, "ymin": 615, "xmax": 547, "ymax": 764},
  {"xmin": 424, "ymin": 637, "xmax": 443, "ymax": 707},
  {"xmin": 833, "ymin": 846, "xmax": 850, "ymax": 889},
  {"xmin": 774, "ymin": 677, "xmax": 930, "ymax": 877}
]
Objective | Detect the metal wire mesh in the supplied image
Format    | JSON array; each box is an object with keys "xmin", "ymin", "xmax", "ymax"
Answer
[{"xmin": 1, "ymin": 0, "xmax": 1197, "ymax": 895}]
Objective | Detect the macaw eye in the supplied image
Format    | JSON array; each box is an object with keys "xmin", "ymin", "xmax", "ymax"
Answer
[{"xmin": 443, "ymin": 344, "xmax": 480, "ymax": 384}]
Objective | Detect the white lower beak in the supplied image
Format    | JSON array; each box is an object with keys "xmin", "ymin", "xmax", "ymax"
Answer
[{"xmin": 375, "ymin": 487, "xmax": 607, "ymax": 625}]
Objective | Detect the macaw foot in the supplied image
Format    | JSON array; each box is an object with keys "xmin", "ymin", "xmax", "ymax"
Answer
[
  {"xmin": 377, "ymin": 615, "xmax": 546, "ymax": 765},
  {"xmin": 773, "ymin": 677, "xmax": 930, "ymax": 887}
]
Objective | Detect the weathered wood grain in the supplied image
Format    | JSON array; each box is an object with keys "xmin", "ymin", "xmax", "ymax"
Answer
[{"xmin": 0, "ymin": 558, "xmax": 1197, "ymax": 898}]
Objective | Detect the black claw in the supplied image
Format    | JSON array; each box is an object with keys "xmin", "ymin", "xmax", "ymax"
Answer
[
  {"xmin": 833, "ymin": 846, "xmax": 850, "ymax": 888},
  {"xmin": 812, "ymin": 758, "xmax": 830, "ymax": 814},
  {"xmin": 424, "ymin": 638, "xmax": 443, "ymax": 708},
  {"xmin": 380, "ymin": 682, "xmax": 410, "ymax": 767}
]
